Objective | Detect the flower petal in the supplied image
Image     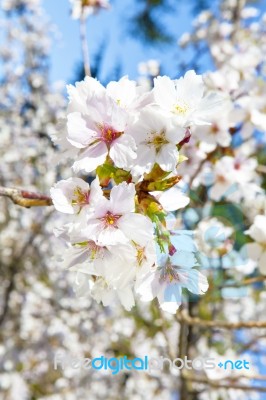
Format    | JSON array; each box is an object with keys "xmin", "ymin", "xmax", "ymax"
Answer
[
  {"xmin": 73, "ymin": 142, "xmax": 107, "ymax": 173},
  {"xmin": 178, "ymin": 268, "xmax": 209, "ymax": 294},
  {"xmin": 67, "ymin": 112, "xmax": 97, "ymax": 148},
  {"xmin": 109, "ymin": 134, "xmax": 137, "ymax": 169},
  {"xmin": 156, "ymin": 143, "xmax": 179, "ymax": 172},
  {"xmin": 110, "ymin": 182, "xmax": 136, "ymax": 215},
  {"xmin": 118, "ymin": 213, "xmax": 154, "ymax": 244}
]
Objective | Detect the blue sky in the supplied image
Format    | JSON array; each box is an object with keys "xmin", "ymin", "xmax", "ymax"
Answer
[
  {"xmin": 43, "ymin": 0, "xmax": 266, "ymax": 85},
  {"xmin": 44, "ymin": 0, "xmax": 197, "ymax": 84}
]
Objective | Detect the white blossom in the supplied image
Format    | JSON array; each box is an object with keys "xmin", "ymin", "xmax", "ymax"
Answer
[
  {"xmin": 244, "ymin": 214, "xmax": 266, "ymax": 274},
  {"xmin": 50, "ymin": 177, "xmax": 103, "ymax": 214},
  {"xmin": 136, "ymin": 233, "xmax": 208, "ymax": 313},
  {"xmin": 83, "ymin": 182, "xmax": 154, "ymax": 245},
  {"xmin": 67, "ymin": 91, "xmax": 137, "ymax": 172},
  {"xmin": 128, "ymin": 106, "xmax": 185, "ymax": 175},
  {"xmin": 153, "ymin": 71, "xmax": 228, "ymax": 127}
]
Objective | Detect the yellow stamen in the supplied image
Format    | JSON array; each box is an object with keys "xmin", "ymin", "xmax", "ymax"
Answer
[
  {"xmin": 174, "ymin": 103, "xmax": 189, "ymax": 115},
  {"xmin": 72, "ymin": 186, "xmax": 89, "ymax": 205},
  {"xmin": 147, "ymin": 131, "xmax": 168, "ymax": 150}
]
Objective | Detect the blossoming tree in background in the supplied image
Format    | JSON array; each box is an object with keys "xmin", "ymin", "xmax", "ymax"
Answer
[{"xmin": 0, "ymin": 0, "xmax": 266, "ymax": 399}]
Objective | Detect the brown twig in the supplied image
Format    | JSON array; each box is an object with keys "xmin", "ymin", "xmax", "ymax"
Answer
[
  {"xmin": 224, "ymin": 373, "xmax": 266, "ymax": 382},
  {"xmin": 239, "ymin": 335, "xmax": 266, "ymax": 352},
  {"xmin": 177, "ymin": 309, "xmax": 266, "ymax": 329},
  {"xmin": 188, "ymin": 158, "xmax": 206, "ymax": 187},
  {"xmin": 0, "ymin": 186, "xmax": 53, "ymax": 208},
  {"xmin": 222, "ymin": 276, "xmax": 266, "ymax": 289},
  {"xmin": 257, "ymin": 165, "xmax": 266, "ymax": 174},
  {"xmin": 184, "ymin": 373, "xmax": 266, "ymax": 393},
  {"xmin": 179, "ymin": 319, "xmax": 189, "ymax": 399}
]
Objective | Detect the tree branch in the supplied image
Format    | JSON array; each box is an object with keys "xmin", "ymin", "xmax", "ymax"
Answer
[
  {"xmin": 221, "ymin": 275, "xmax": 266, "ymax": 289},
  {"xmin": 178, "ymin": 314, "xmax": 189, "ymax": 400},
  {"xmin": 184, "ymin": 373, "xmax": 266, "ymax": 393},
  {"xmin": 80, "ymin": 14, "xmax": 91, "ymax": 77},
  {"xmin": 0, "ymin": 186, "xmax": 53, "ymax": 208},
  {"xmin": 177, "ymin": 309, "xmax": 266, "ymax": 329},
  {"xmin": 257, "ymin": 165, "xmax": 266, "ymax": 174}
]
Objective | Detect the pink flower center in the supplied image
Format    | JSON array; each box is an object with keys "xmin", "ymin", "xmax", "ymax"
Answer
[
  {"xmin": 86, "ymin": 240, "xmax": 105, "ymax": 260},
  {"xmin": 72, "ymin": 186, "xmax": 90, "ymax": 206},
  {"xmin": 99, "ymin": 124, "xmax": 122, "ymax": 144},
  {"xmin": 134, "ymin": 243, "xmax": 147, "ymax": 266},
  {"xmin": 101, "ymin": 211, "xmax": 121, "ymax": 227},
  {"xmin": 159, "ymin": 260, "xmax": 180, "ymax": 284},
  {"xmin": 234, "ymin": 161, "xmax": 241, "ymax": 170}
]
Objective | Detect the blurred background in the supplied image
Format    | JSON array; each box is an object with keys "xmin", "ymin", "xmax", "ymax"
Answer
[{"xmin": 1, "ymin": 0, "xmax": 266, "ymax": 399}]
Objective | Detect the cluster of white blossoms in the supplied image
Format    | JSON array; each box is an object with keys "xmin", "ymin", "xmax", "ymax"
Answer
[{"xmin": 50, "ymin": 71, "xmax": 227, "ymax": 313}]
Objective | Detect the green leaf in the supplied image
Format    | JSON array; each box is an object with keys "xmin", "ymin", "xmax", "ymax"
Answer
[
  {"xmin": 96, "ymin": 163, "xmax": 116, "ymax": 186},
  {"xmin": 96, "ymin": 163, "xmax": 131, "ymax": 186}
]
